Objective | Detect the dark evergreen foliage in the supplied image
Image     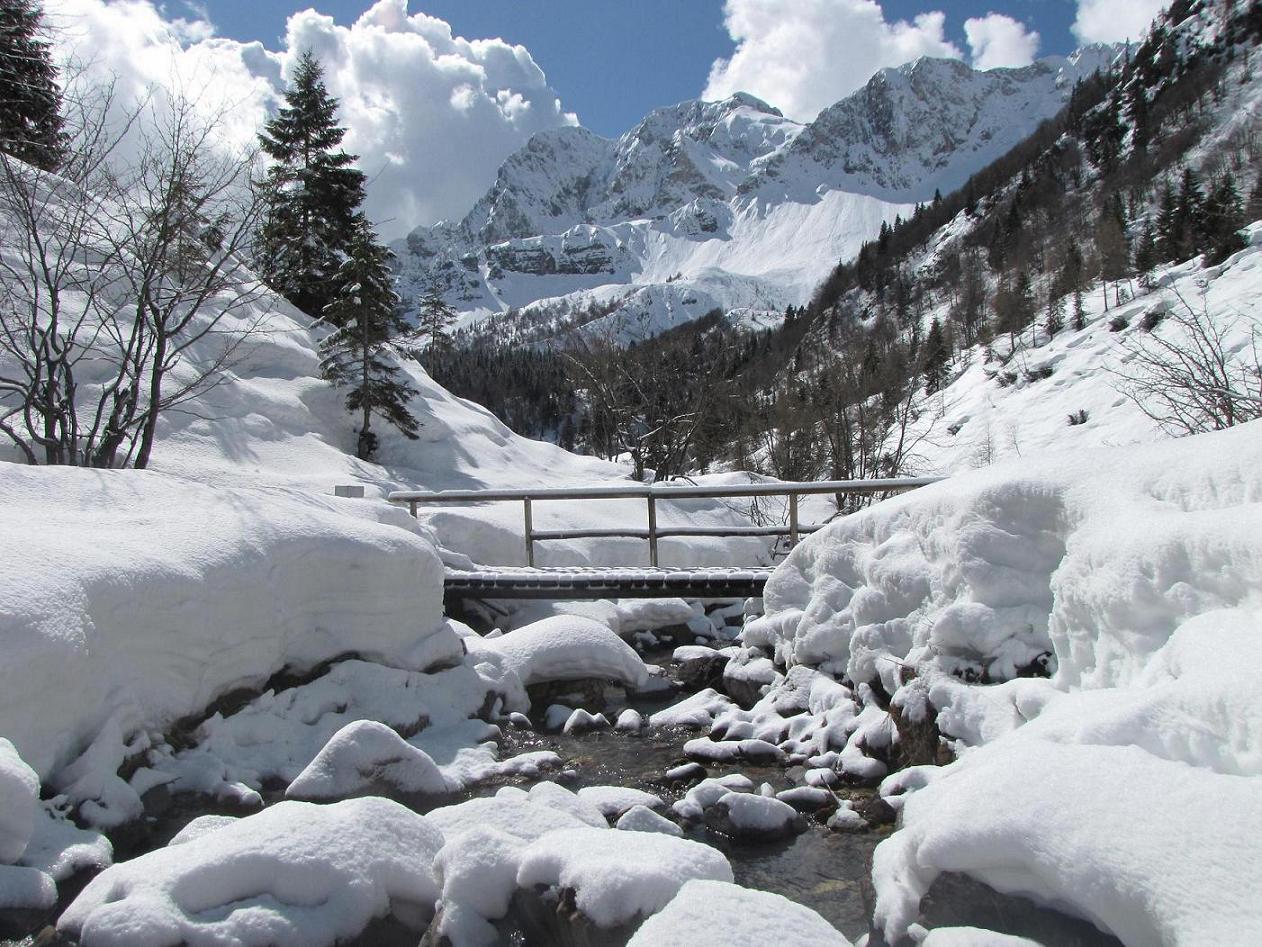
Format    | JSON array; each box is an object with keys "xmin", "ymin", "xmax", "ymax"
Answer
[
  {"xmin": 415, "ymin": 285, "xmax": 459, "ymax": 370},
  {"xmin": 0, "ymin": 0, "xmax": 64, "ymax": 170},
  {"xmin": 256, "ymin": 52, "xmax": 366, "ymax": 318},
  {"xmin": 921, "ymin": 319, "xmax": 950, "ymax": 393},
  {"xmin": 319, "ymin": 220, "xmax": 419, "ymax": 460}
]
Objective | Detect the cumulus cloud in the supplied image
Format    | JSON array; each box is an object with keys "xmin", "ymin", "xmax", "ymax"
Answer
[
  {"xmin": 964, "ymin": 13, "xmax": 1040, "ymax": 70},
  {"xmin": 1073, "ymin": 0, "xmax": 1171, "ymax": 44},
  {"xmin": 703, "ymin": 0, "xmax": 962, "ymax": 122},
  {"xmin": 43, "ymin": 0, "xmax": 575, "ymax": 239}
]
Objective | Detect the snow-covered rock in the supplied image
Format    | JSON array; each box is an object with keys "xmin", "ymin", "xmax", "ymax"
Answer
[
  {"xmin": 561, "ymin": 708, "xmax": 610, "ymax": 734},
  {"xmin": 285, "ymin": 720, "xmax": 454, "ymax": 800},
  {"xmin": 0, "ymin": 739, "xmax": 38, "ymax": 864},
  {"xmin": 614, "ymin": 708, "xmax": 645, "ymax": 731},
  {"xmin": 477, "ymin": 615, "xmax": 651, "ymax": 690},
  {"xmin": 515, "ymin": 827, "xmax": 734, "ymax": 929},
  {"xmin": 59, "ymin": 798, "xmax": 444, "ymax": 946},
  {"xmin": 576, "ymin": 785, "xmax": 664, "ymax": 820},
  {"xmin": 672, "ymin": 774, "xmax": 756, "ymax": 822},
  {"xmin": 526, "ymin": 781, "xmax": 609, "ymax": 828},
  {"xmin": 650, "ymin": 688, "xmax": 736, "ymax": 730},
  {"xmin": 0, "ymin": 465, "xmax": 452, "ymax": 813},
  {"xmin": 142, "ymin": 659, "xmax": 555, "ymax": 806},
  {"xmin": 427, "ymin": 794, "xmax": 596, "ymax": 947},
  {"xmin": 616, "ymin": 805, "xmax": 682, "ymax": 837},
  {"xmin": 168, "ymin": 815, "xmax": 238, "ymax": 846},
  {"xmin": 627, "ymin": 879, "xmax": 850, "ymax": 946},
  {"xmin": 749, "ymin": 421, "xmax": 1262, "ymax": 943},
  {"xmin": 704, "ymin": 792, "xmax": 805, "ymax": 841}
]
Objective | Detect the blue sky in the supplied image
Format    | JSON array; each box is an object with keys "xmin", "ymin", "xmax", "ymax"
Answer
[{"xmin": 196, "ymin": 1, "xmax": 1083, "ymax": 137}]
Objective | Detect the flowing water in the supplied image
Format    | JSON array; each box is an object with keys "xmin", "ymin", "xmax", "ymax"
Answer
[{"xmin": 0, "ymin": 646, "xmax": 1123, "ymax": 947}]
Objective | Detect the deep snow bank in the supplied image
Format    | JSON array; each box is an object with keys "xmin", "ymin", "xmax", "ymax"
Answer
[
  {"xmin": 749, "ymin": 421, "xmax": 1262, "ymax": 691},
  {"xmin": 0, "ymin": 462, "xmax": 451, "ymax": 790},
  {"xmin": 748, "ymin": 422, "xmax": 1262, "ymax": 943}
]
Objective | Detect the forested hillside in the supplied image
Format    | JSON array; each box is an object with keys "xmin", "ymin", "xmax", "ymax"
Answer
[{"xmin": 435, "ymin": 0, "xmax": 1261, "ymax": 484}]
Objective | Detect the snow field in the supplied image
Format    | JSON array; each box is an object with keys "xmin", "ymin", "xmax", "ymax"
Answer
[{"xmin": 903, "ymin": 226, "xmax": 1262, "ymax": 478}]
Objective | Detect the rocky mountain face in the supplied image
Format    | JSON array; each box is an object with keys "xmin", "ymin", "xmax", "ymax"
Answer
[
  {"xmin": 747, "ymin": 47, "xmax": 1118, "ymax": 203},
  {"xmin": 396, "ymin": 51, "xmax": 1119, "ymax": 345}
]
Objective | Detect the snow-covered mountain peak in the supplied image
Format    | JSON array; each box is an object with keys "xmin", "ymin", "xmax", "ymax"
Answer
[
  {"xmin": 396, "ymin": 48, "xmax": 1116, "ymax": 344},
  {"xmin": 746, "ymin": 50, "xmax": 1121, "ymax": 206}
]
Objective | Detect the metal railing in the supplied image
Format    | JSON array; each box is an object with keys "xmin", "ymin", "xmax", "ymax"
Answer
[{"xmin": 388, "ymin": 477, "xmax": 943, "ymax": 568}]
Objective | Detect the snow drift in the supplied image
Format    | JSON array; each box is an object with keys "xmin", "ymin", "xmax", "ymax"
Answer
[
  {"xmin": 0, "ymin": 462, "xmax": 451, "ymax": 792},
  {"xmin": 750, "ymin": 420, "xmax": 1262, "ymax": 943}
]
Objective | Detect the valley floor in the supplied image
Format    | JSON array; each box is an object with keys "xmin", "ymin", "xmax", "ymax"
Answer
[{"xmin": 2, "ymin": 414, "xmax": 1260, "ymax": 945}]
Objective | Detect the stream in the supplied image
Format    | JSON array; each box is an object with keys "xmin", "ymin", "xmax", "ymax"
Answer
[{"xmin": 0, "ymin": 640, "xmax": 1124, "ymax": 947}]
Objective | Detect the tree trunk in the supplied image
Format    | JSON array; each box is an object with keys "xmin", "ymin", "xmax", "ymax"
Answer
[{"xmin": 133, "ymin": 330, "xmax": 168, "ymax": 470}]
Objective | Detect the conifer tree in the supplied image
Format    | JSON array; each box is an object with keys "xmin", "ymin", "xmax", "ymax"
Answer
[
  {"xmin": 1072, "ymin": 289, "xmax": 1087, "ymax": 332},
  {"xmin": 1156, "ymin": 180, "xmax": 1184, "ymax": 261},
  {"xmin": 415, "ymin": 282, "xmax": 458, "ymax": 368},
  {"xmin": 319, "ymin": 219, "xmax": 419, "ymax": 461},
  {"xmin": 0, "ymin": 0, "xmax": 65, "ymax": 170},
  {"xmin": 1045, "ymin": 287, "xmax": 1065, "ymax": 337},
  {"xmin": 921, "ymin": 319, "xmax": 950, "ymax": 394},
  {"xmin": 256, "ymin": 52, "xmax": 366, "ymax": 317},
  {"xmin": 1198, "ymin": 174, "xmax": 1245, "ymax": 264},
  {"xmin": 1095, "ymin": 209, "xmax": 1130, "ymax": 309}
]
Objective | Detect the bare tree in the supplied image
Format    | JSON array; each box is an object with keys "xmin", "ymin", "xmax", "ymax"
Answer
[
  {"xmin": 1113, "ymin": 287, "xmax": 1262, "ymax": 435},
  {"xmin": 0, "ymin": 86, "xmax": 269, "ymax": 467},
  {"xmin": 565, "ymin": 329, "xmax": 734, "ymax": 481},
  {"xmin": 811, "ymin": 324, "xmax": 933, "ymax": 512}
]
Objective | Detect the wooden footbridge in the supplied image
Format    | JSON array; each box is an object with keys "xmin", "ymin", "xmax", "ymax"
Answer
[{"xmin": 388, "ymin": 477, "xmax": 942, "ymax": 602}]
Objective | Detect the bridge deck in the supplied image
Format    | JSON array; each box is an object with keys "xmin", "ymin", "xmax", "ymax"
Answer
[{"xmin": 444, "ymin": 566, "xmax": 775, "ymax": 600}]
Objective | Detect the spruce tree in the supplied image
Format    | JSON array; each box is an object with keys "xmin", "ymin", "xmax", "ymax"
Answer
[
  {"xmin": 415, "ymin": 282, "xmax": 458, "ymax": 369},
  {"xmin": 319, "ymin": 219, "xmax": 419, "ymax": 461},
  {"xmin": 1198, "ymin": 174, "xmax": 1245, "ymax": 264},
  {"xmin": 1095, "ymin": 209, "xmax": 1130, "ymax": 309},
  {"xmin": 0, "ymin": 0, "xmax": 65, "ymax": 170},
  {"xmin": 1156, "ymin": 181, "xmax": 1183, "ymax": 261},
  {"xmin": 1072, "ymin": 289, "xmax": 1087, "ymax": 332},
  {"xmin": 257, "ymin": 52, "xmax": 366, "ymax": 317},
  {"xmin": 1045, "ymin": 288, "xmax": 1065, "ymax": 337},
  {"xmin": 921, "ymin": 319, "xmax": 950, "ymax": 394}
]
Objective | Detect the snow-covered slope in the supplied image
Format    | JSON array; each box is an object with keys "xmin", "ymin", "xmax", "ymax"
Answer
[
  {"xmin": 750, "ymin": 419, "xmax": 1262, "ymax": 944},
  {"xmin": 894, "ymin": 227, "xmax": 1262, "ymax": 476},
  {"xmin": 396, "ymin": 52, "xmax": 1118, "ymax": 344},
  {"xmin": 746, "ymin": 49, "xmax": 1116, "ymax": 204}
]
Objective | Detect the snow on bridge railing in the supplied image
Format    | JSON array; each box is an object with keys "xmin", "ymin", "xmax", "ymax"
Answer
[{"xmin": 388, "ymin": 476, "xmax": 944, "ymax": 567}]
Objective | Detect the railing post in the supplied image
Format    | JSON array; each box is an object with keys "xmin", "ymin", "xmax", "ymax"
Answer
[
  {"xmin": 409, "ymin": 500, "xmax": 418, "ymax": 518},
  {"xmin": 647, "ymin": 494, "xmax": 659, "ymax": 567},
  {"xmin": 523, "ymin": 497, "xmax": 535, "ymax": 567},
  {"xmin": 789, "ymin": 492, "xmax": 799, "ymax": 548}
]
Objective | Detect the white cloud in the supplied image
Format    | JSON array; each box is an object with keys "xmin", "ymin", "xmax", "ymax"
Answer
[
  {"xmin": 703, "ymin": 0, "xmax": 962, "ymax": 122},
  {"xmin": 964, "ymin": 13, "xmax": 1040, "ymax": 70},
  {"xmin": 43, "ymin": 0, "xmax": 575, "ymax": 239},
  {"xmin": 1073, "ymin": 0, "xmax": 1171, "ymax": 44}
]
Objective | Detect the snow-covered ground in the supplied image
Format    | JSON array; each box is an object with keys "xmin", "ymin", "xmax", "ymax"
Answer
[
  {"xmin": 749, "ymin": 419, "xmax": 1262, "ymax": 944},
  {"xmin": 899, "ymin": 226, "xmax": 1262, "ymax": 475}
]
